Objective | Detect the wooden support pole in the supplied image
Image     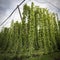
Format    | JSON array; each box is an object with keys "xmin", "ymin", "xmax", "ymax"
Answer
[{"xmin": 17, "ymin": 5, "xmax": 22, "ymax": 20}]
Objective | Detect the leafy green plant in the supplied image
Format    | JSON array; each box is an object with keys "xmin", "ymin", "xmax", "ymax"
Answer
[{"xmin": 0, "ymin": 3, "xmax": 59, "ymax": 58}]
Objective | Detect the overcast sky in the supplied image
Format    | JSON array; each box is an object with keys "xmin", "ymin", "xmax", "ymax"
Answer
[{"xmin": 0, "ymin": 0, "xmax": 60, "ymax": 27}]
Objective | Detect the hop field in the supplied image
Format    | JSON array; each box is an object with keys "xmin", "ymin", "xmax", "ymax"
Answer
[{"xmin": 0, "ymin": 2, "xmax": 60, "ymax": 60}]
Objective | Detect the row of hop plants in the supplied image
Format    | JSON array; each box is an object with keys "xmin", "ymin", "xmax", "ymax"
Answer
[
  {"xmin": 56, "ymin": 21, "xmax": 60, "ymax": 50},
  {"xmin": 0, "ymin": 3, "xmax": 59, "ymax": 57}
]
